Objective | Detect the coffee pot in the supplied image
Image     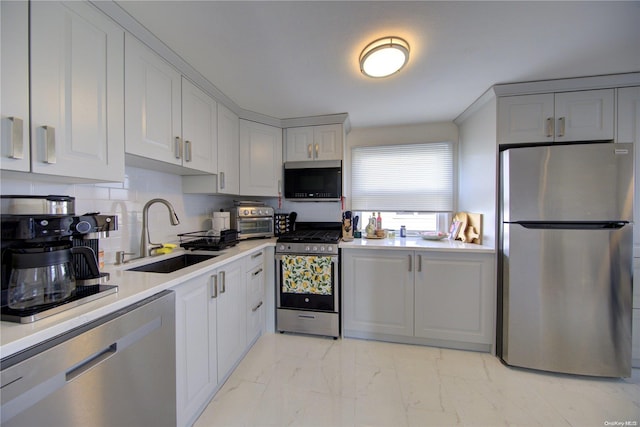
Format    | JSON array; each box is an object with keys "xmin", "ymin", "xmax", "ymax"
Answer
[{"xmin": 7, "ymin": 246, "xmax": 99, "ymax": 310}]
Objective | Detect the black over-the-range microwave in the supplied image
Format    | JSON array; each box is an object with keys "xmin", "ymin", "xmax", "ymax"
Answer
[{"xmin": 284, "ymin": 160, "xmax": 342, "ymax": 201}]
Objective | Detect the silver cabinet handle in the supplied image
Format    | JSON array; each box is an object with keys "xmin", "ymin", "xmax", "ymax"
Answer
[
  {"xmin": 417, "ymin": 254, "xmax": 422, "ymax": 272},
  {"xmin": 66, "ymin": 343, "xmax": 117, "ymax": 382},
  {"xmin": 251, "ymin": 251, "xmax": 263, "ymax": 259},
  {"xmin": 220, "ymin": 171, "xmax": 225, "ymax": 189},
  {"xmin": 314, "ymin": 143, "xmax": 319, "ymax": 158},
  {"xmin": 174, "ymin": 137, "xmax": 182, "ymax": 159},
  {"xmin": 278, "ymin": 179, "xmax": 282, "ymax": 194},
  {"xmin": 219, "ymin": 271, "xmax": 226, "ymax": 294},
  {"xmin": 184, "ymin": 140, "xmax": 192, "ymax": 162},
  {"xmin": 253, "ymin": 268, "xmax": 263, "ymax": 276},
  {"xmin": 42, "ymin": 126, "xmax": 56, "ymax": 164},
  {"xmin": 6, "ymin": 117, "xmax": 24, "ymax": 159},
  {"xmin": 211, "ymin": 274, "xmax": 218, "ymax": 299},
  {"xmin": 408, "ymin": 254, "xmax": 412, "ymax": 272},
  {"xmin": 557, "ymin": 117, "xmax": 565, "ymax": 137},
  {"xmin": 307, "ymin": 144, "xmax": 312, "ymax": 159},
  {"xmin": 545, "ymin": 117, "xmax": 553, "ymax": 138},
  {"xmin": 252, "ymin": 301, "xmax": 263, "ymax": 312}
]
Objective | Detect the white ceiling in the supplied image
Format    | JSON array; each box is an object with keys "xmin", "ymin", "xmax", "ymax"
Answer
[{"xmin": 115, "ymin": 1, "xmax": 640, "ymax": 129}]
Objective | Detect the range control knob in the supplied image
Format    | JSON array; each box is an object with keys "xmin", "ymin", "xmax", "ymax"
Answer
[
  {"xmin": 278, "ymin": 244, "xmax": 286, "ymax": 251},
  {"xmin": 305, "ymin": 245, "xmax": 311, "ymax": 252},
  {"xmin": 251, "ymin": 209, "xmax": 256, "ymax": 215},
  {"xmin": 243, "ymin": 209, "xmax": 249, "ymax": 216},
  {"xmin": 320, "ymin": 246, "xmax": 325, "ymax": 252},
  {"xmin": 326, "ymin": 246, "xmax": 334, "ymax": 252},
  {"xmin": 312, "ymin": 246, "xmax": 319, "ymax": 252}
]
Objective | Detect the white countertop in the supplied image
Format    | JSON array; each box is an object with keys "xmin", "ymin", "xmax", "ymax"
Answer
[
  {"xmin": 339, "ymin": 236, "xmax": 495, "ymax": 253},
  {"xmin": 0, "ymin": 239, "xmax": 276, "ymax": 359}
]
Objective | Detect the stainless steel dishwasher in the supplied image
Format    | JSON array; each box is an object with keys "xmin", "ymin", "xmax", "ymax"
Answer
[{"xmin": 1, "ymin": 290, "xmax": 176, "ymax": 427}]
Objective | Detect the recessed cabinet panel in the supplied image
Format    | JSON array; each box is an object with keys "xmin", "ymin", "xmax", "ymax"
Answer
[
  {"xmin": 498, "ymin": 94, "xmax": 554, "ymax": 144},
  {"xmin": 285, "ymin": 124, "xmax": 343, "ymax": 162},
  {"xmin": 217, "ymin": 104, "xmax": 240, "ymax": 194},
  {"xmin": 182, "ymin": 78, "xmax": 217, "ymax": 173}
]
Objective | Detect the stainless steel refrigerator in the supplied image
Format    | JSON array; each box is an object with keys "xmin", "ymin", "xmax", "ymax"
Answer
[{"xmin": 498, "ymin": 142, "xmax": 634, "ymax": 377}]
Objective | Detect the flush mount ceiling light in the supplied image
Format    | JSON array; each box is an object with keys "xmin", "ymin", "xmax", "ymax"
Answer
[{"xmin": 359, "ymin": 36, "xmax": 410, "ymax": 78}]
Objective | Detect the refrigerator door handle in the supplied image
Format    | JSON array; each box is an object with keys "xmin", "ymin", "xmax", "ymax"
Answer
[{"xmin": 515, "ymin": 221, "xmax": 628, "ymax": 230}]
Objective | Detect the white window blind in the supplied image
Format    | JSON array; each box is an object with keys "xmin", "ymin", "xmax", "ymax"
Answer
[{"xmin": 351, "ymin": 142, "xmax": 454, "ymax": 211}]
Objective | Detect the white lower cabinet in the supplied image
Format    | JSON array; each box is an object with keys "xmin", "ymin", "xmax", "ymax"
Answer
[
  {"xmin": 343, "ymin": 249, "xmax": 495, "ymax": 351},
  {"xmin": 174, "ymin": 272, "xmax": 218, "ymax": 427},
  {"xmin": 414, "ymin": 251, "xmax": 494, "ymax": 344},
  {"xmin": 342, "ymin": 250, "xmax": 414, "ymax": 337},
  {"xmin": 173, "ymin": 256, "xmax": 248, "ymax": 427},
  {"xmin": 215, "ymin": 258, "xmax": 247, "ymax": 380},
  {"xmin": 246, "ymin": 250, "xmax": 266, "ymax": 345}
]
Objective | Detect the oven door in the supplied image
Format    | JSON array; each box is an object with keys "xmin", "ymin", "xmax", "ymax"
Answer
[
  {"xmin": 237, "ymin": 217, "xmax": 274, "ymax": 239},
  {"xmin": 276, "ymin": 253, "xmax": 338, "ymax": 312}
]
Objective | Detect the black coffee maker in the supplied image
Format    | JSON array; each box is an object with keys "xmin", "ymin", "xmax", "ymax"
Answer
[{"xmin": 1, "ymin": 195, "xmax": 117, "ymax": 323}]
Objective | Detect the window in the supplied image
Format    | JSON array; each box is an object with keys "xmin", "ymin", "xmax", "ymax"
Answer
[
  {"xmin": 351, "ymin": 142, "xmax": 455, "ymax": 232},
  {"xmin": 351, "ymin": 142, "xmax": 454, "ymax": 211}
]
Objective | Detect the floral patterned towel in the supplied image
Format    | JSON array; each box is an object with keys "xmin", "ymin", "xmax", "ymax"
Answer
[{"xmin": 282, "ymin": 255, "xmax": 332, "ymax": 295}]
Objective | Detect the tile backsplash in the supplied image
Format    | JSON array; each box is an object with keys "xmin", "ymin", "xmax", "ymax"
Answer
[{"xmin": 1, "ymin": 166, "xmax": 239, "ymax": 264}]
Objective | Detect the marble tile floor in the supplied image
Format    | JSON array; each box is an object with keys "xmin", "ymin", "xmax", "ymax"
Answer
[{"xmin": 194, "ymin": 333, "xmax": 640, "ymax": 427}]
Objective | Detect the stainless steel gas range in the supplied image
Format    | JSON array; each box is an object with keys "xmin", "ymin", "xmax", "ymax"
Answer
[{"xmin": 275, "ymin": 222, "xmax": 341, "ymax": 339}]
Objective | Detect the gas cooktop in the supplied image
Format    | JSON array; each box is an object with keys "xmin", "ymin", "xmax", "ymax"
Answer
[{"xmin": 276, "ymin": 222, "xmax": 342, "ymax": 243}]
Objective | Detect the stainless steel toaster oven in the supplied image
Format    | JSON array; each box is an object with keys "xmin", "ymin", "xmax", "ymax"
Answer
[{"xmin": 228, "ymin": 204, "xmax": 274, "ymax": 239}]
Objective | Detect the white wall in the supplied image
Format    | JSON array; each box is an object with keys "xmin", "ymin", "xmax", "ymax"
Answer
[
  {"xmin": 456, "ymin": 97, "xmax": 497, "ymax": 248},
  {"xmin": 1, "ymin": 166, "xmax": 238, "ymax": 264}
]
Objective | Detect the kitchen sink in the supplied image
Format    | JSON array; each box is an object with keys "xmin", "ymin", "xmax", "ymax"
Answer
[{"xmin": 127, "ymin": 254, "xmax": 217, "ymax": 274}]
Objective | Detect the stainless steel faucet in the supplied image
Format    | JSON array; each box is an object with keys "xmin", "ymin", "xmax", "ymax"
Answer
[{"xmin": 140, "ymin": 198, "xmax": 180, "ymax": 257}]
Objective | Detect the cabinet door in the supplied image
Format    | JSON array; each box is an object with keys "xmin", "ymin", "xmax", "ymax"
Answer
[
  {"xmin": 125, "ymin": 34, "xmax": 182, "ymax": 166},
  {"xmin": 554, "ymin": 89, "xmax": 614, "ymax": 142},
  {"xmin": 246, "ymin": 262, "xmax": 266, "ymax": 346},
  {"xmin": 174, "ymin": 273, "xmax": 218, "ymax": 427},
  {"xmin": 182, "ymin": 78, "xmax": 217, "ymax": 173},
  {"xmin": 497, "ymin": 94, "xmax": 555, "ymax": 144},
  {"xmin": 1, "ymin": 0, "xmax": 30, "ymax": 172},
  {"xmin": 285, "ymin": 127, "xmax": 315, "ymax": 161},
  {"xmin": 314, "ymin": 124, "xmax": 343, "ymax": 161},
  {"xmin": 414, "ymin": 252, "xmax": 494, "ymax": 344},
  {"xmin": 240, "ymin": 120, "xmax": 283, "ymax": 196},
  {"xmin": 617, "ymin": 86, "xmax": 640, "ymax": 256},
  {"xmin": 216, "ymin": 258, "xmax": 246, "ymax": 379},
  {"xmin": 30, "ymin": 1, "xmax": 124, "ymax": 181},
  {"xmin": 342, "ymin": 249, "xmax": 414, "ymax": 337},
  {"xmin": 217, "ymin": 104, "xmax": 240, "ymax": 194}
]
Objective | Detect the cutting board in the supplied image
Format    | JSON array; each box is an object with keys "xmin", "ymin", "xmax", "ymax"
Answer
[{"xmin": 452, "ymin": 212, "xmax": 483, "ymax": 244}]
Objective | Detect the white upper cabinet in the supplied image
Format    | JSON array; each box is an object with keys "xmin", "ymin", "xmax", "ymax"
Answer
[
  {"xmin": 1, "ymin": 1, "xmax": 29, "ymax": 172},
  {"xmin": 181, "ymin": 78, "xmax": 218, "ymax": 174},
  {"xmin": 217, "ymin": 104, "xmax": 240, "ymax": 194},
  {"xmin": 285, "ymin": 124, "xmax": 343, "ymax": 162},
  {"xmin": 2, "ymin": 1, "xmax": 124, "ymax": 181},
  {"xmin": 125, "ymin": 34, "xmax": 181, "ymax": 165},
  {"xmin": 498, "ymin": 89, "xmax": 615, "ymax": 144},
  {"xmin": 239, "ymin": 120, "xmax": 282, "ymax": 197}
]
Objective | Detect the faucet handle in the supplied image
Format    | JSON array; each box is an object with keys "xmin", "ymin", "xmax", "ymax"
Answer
[{"xmin": 115, "ymin": 251, "xmax": 136, "ymax": 265}]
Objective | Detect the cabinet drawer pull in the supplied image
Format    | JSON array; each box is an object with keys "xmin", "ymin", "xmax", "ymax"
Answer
[
  {"xmin": 418, "ymin": 254, "xmax": 422, "ymax": 272},
  {"xmin": 252, "ymin": 301, "xmax": 263, "ymax": 312},
  {"xmin": 174, "ymin": 137, "xmax": 182, "ymax": 159},
  {"xmin": 219, "ymin": 271, "xmax": 226, "ymax": 294},
  {"xmin": 219, "ymin": 172, "xmax": 225, "ymax": 189},
  {"xmin": 545, "ymin": 117, "xmax": 553, "ymax": 138},
  {"xmin": 42, "ymin": 126, "xmax": 56, "ymax": 164},
  {"xmin": 314, "ymin": 143, "xmax": 319, "ymax": 158},
  {"xmin": 211, "ymin": 274, "xmax": 218, "ymax": 299},
  {"xmin": 184, "ymin": 140, "xmax": 192, "ymax": 162},
  {"xmin": 6, "ymin": 117, "xmax": 24, "ymax": 159},
  {"xmin": 557, "ymin": 117, "xmax": 565, "ymax": 137},
  {"xmin": 251, "ymin": 252, "xmax": 263, "ymax": 259},
  {"xmin": 307, "ymin": 144, "xmax": 312, "ymax": 159},
  {"xmin": 408, "ymin": 254, "xmax": 412, "ymax": 272},
  {"xmin": 253, "ymin": 268, "xmax": 263, "ymax": 276}
]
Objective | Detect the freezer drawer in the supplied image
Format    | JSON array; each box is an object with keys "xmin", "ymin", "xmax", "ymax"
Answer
[{"xmin": 501, "ymin": 223, "xmax": 633, "ymax": 377}]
